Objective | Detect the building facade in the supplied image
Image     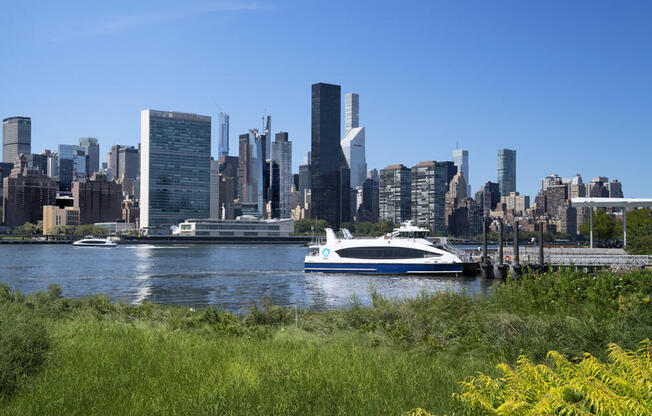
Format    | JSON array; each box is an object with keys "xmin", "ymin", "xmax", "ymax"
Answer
[
  {"xmin": 42, "ymin": 206, "xmax": 80, "ymax": 235},
  {"xmin": 341, "ymin": 93, "xmax": 366, "ymax": 188},
  {"xmin": 73, "ymin": 173, "xmax": 123, "ymax": 224},
  {"xmin": 178, "ymin": 218, "xmax": 294, "ymax": 238},
  {"xmin": 271, "ymin": 132, "xmax": 292, "ymax": 218},
  {"xmin": 78, "ymin": 137, "xmax": 99, "ymax": 175},
  {"xmin": 218, "ymin": 112, "xmax": 229, "ymax": 157},
  {"xmin": 2, "ymin": 155, "xmax": 57, "ymax": 226},
  {"xmin": 58, "ymin": 144, "xmax": 87, "ymax": 191},
  {"xmin": 452, "ymin": 149, "xmax": 470, "ymax": 196},
  {"xmin": 210, "ymin": 158, "xmax": 220, "ymax": 218},
  {"xmin": 379, "ymin": 164, "xmax": 411, "ymax": 224},
  {"xmin": 497, "ymin": 148, "xmax": 516, "ymax": 195},
  {"xmin": 3, "ymin": 117, "xmax": 31, "ymax": 164},
  {"xmin": 411, "ymin": 161, "xmax": 456, "ymax": 235},
  {"xmin": 310, "ymin": 82, "xmax": 350, "ymax": 230},
  {"xmin": 140, "ymin": 110, "xmax": 211, "ymax": 231}
]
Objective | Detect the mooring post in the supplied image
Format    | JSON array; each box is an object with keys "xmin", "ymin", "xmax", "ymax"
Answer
[
  {"xmin": 481, "ymin": 216, "xmax": 493, "ymax": 278},
  {"xmin": 511, "ymin": 219, "xmax": 521, "ymax": 279},
  {"xmin": 498, "ymin": 220, "xmax": 504, "ymax": 266},
  {"xmin": 539, "ymin": 224, "xmax": 544, "ymax": 269},
  {"xmin": 494, "ymin": 219, "xmax": 507, "ymax": 278}
]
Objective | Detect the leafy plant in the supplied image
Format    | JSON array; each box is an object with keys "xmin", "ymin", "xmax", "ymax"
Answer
[{"xmin": 454, "ymin": 340, "xmax": 652, "ymax": 415}]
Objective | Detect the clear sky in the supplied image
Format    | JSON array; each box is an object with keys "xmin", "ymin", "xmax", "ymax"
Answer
[{"xmin": 1, "ymin": 0, "xmax": 651, "ymax": 198}]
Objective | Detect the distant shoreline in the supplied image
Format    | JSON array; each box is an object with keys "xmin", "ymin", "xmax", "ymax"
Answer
[{"xmin": 0, "ymin": 236, "xmax": 313, "ymax": 245}]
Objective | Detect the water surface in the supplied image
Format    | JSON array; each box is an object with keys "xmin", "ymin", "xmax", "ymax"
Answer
[{"xmin": 0, "ymin": 244, "xmax": 493, "ymax": 311}]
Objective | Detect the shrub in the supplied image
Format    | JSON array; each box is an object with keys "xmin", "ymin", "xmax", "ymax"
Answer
[{"xmin": 0, "ymin": 302, "xmax": 50, "ymax": 398}]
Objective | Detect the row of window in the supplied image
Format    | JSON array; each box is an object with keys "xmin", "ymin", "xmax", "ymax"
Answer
[{"xmin": 335, "ymin": 246, "xmax": 441, "ymax": 259}]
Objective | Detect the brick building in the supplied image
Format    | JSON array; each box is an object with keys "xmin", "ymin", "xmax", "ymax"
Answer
[
  {"xmin": 72, "ymin": 173, "xmax": 122, "ymax": 224},
  {"xmin": 2, "ymin": 155, "xmax": 57, "ymax": 226}
]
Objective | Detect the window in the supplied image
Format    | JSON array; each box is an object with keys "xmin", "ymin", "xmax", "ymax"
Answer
[{"xmin": 335, "ymin": 246, "xmax": 439, "ymax": 259}]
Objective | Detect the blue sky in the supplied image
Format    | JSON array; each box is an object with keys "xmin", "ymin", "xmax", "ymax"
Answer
[{"xmin": 1, "ymin": 0, "xmax": 651, "ymax": 197}]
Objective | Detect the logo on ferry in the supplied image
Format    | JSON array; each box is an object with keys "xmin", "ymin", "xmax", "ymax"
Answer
[{"xmin": 322, "ymin": 248, "xmax": 331, "ymax": 258}]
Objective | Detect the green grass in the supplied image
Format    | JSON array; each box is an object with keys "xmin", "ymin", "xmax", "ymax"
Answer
[
  {"xmin": 0, "ymin": 269, "xmax": 650, "ymax": 415},
  {"xmin": 1, "ymin": 318, "xmax": 491, "ymax": 415}
]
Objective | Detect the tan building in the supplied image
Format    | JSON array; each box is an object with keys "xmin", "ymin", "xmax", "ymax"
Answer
[
  {"xmin": 501, "ymin": 192, "xmax": 530, "ymax": 214},
  {"xmin": 43, "ymin": 205, "xmax": 80, "ymax": 235}
]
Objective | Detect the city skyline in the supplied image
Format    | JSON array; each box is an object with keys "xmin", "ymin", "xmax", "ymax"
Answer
[{"xmin": 2, "ymin": 1, "xmax": 651, "ymax": 198}]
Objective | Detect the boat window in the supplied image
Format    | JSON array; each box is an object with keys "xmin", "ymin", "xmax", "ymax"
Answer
[{"xmin": 335, "ymin": 246, "xmax": 441, "ymax": 259}]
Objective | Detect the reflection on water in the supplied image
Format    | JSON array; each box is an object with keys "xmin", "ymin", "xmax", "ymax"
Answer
[{"xmin": 0, "ymin": 244, "xmax": 495, "ymax": 311}]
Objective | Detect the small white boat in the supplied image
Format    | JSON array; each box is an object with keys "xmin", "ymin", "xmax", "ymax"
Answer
[{"xmin": 72, "ymin": 236, "xmax": 117, "ymax": 247}]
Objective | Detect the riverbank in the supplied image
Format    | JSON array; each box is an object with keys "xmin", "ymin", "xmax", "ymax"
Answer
[{"xmin": 1, "ymin": 269, "xmax": 650, "ymax": 414}]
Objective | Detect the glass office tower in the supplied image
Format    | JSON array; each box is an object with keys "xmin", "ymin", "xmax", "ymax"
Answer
[
  {"xmin": 140, "ymin": 110, "xmax": 211, "ymax": 231},
  {"xmin": 497, "ymin": 148, "xmax": 516, "ymax": 196},
  {"xmin": 310, "ymin": 82, "xmax": 350, "ymax": 230}
]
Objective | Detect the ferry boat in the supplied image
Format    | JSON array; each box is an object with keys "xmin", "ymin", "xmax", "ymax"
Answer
[
  {"xmin": 72, "ymin": 236, "xmax": 117, "ymax": 247},
  {"xmin": 305, "ymin": 222, "xmax": 471, "ymax": 275}
]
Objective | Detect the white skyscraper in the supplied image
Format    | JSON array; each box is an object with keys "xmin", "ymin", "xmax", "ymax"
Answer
[
  {"xmin": 218, "ymin": 112, "xmax": 229, "ymax": 157},
  {"xmin": 341, "ymin": 93, "xmax": 366, "ymax": 188},
  {"xmin": 452, "ymin": 149, "xmax": 470, "ymax": 196}
]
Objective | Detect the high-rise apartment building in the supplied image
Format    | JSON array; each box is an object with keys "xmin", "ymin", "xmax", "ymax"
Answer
[
  {"xmin": 452, "ymin": 149, "xmax": 470, "ymax": 196},
  {"xmin": 78, "ymin": 137, "xmax": 99, "ymax": 175},
  {"xmin": 271, "ymin": 132, "xmax": 292, "ymax": 218},
  {"xmin": 310, "ymin": 82, "xmax": 350, "ymax": 230},
  {"xmin": 218, "ymin": 112, "xmax": 229, "ymax": 157},
  {"xmin": 341, "ymin": 93, "xmax": 366, "ymax": 188},
  {"xmin": 210, "ymin": 158, "xmax": 220, "ymax": 218},
  {"xmin": 356, "ymin": 177, "xmax": 379, "ymax": 223},
  {"xmin": 72, "ymin": 173, "xmax": 122, "ymax": 224},
  {"xmin": 3, "ymin": 117, "xmax": 31, "ymax": 164},
  {"xmin": 140, "ymin": 110, "xmax": 211, "ymax": 231},
  {"xmin": 379, "ymin": 164, "xmax": 411, "ymax": 224},
  {"xmin": 500, "ymin": 192, "xmax": 530, "ymax": 213},
  {"xmin": 2, "ymin": 155, "xmax": 57, "ymax": 226},
  {"xmin": 411, "ymin": 161, "xmax": 456, "ymax": 235},
  {"xmin": 497, "ymin": 148, "xmax": 516, "ymax": 195}
]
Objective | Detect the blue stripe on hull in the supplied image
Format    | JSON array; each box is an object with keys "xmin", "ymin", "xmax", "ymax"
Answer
[{"xmin": 304, "ymin": 262, "xmax": 463, "ymax": 274}]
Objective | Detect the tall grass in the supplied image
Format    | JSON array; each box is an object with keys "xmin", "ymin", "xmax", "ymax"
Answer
[{"xmin": 0, "ymin": 269, "xmax": 650, "ymax": 415}]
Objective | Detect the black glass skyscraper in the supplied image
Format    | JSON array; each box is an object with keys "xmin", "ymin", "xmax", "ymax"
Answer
[{"xmin": 310, "ymin": 82, "xmax": 350, "ymax": 230}]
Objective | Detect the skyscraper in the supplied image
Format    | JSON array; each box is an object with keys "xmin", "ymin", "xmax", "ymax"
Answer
[
  {"xmin": 140, "ymin": 110, "xmax": 211, "ymax": 231},
  {"xmin": 78, "ymin": 137, "xmax": 99, "ymax": 175},
  {"xmin": 3, "ymin": 117, "xmax": 31, "ymax": 164},
  {"xmin": 264, "ymin": 115, "xmax": 271, "ymax": 161},
  {"xmin": 497, "ymin": 148, "xmax": 516, "ymax": 195},
  {"xmin": 310, "ymin": 82, "xmax": 350, "ymax": 230},
  {"xmin": 345, "ymin": 93, "xmax": 359, "ymax": 134},
  {"xmin": 218, "ymin": 112, "xmax": 229, "ymax": 157},
  {"xmin": 58, "ymin": 144, "xmax": 87, "ymax": 191},
  {"xmin": 341, "ymin": 92, "xmax": 366, "ymax": 188},
  {"xmin": 107, "ymin": 145, "xmax": 139, "ymax": 181},
  {"xmin": 271, "ymin": 132, "xmax": 292, "ymax": 218},
  {"xmin": 452, "ymin": 149, "xmax": 470, "ymax": 196},
  {"xmin": 237, "ymin": 130, "xmax": 264, "ymax": 216},
  {"xmin": 379, "ymin": 164, "xmax": 411, "ymax": 223},
  {"xmin": 210, "ymin": 158, "xmax": 220, "ymax": 218}
]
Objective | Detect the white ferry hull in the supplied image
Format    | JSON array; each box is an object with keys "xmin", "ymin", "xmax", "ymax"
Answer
[{"xmin": 304, "ymin": 262, "xmax": 463, "ymax": 274}]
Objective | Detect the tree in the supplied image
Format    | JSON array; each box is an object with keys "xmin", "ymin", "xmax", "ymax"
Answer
[
  {"xmin": 625, "ymin": 208, "xmax": 652, "ymax": 254},
  {"xmin": 579, "ymin": 209, "xmax": 619, "ymax": 241},
  {"xmin": 293, "ymin": 219, "xmax": 329, "ymax": 235}
]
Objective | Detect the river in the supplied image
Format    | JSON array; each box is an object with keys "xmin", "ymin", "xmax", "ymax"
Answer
[{"xmin": 0, "ymin": 244, "xmax": 494, "ymax": 311}]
